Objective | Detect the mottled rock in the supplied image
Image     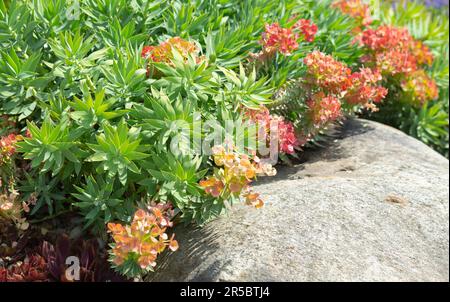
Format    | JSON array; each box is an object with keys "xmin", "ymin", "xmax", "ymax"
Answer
[{"xmin": 148, "ymin": 118, "xmax": 449, "ymax": 282}]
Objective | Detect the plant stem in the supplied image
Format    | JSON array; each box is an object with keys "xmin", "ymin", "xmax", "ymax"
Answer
[{"xmin": 29, "ymin": 210, "xmax": 72, "ymax": 224}]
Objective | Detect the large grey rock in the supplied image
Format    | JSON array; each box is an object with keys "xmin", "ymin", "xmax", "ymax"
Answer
[{"xmin": 148, "ymin": 118, "xmax": 449, "ymax": 282}]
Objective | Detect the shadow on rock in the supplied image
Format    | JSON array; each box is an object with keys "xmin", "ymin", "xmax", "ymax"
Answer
[{"xmin": 146, "ymin": 225, "xmax": 221, "ymax": 282}]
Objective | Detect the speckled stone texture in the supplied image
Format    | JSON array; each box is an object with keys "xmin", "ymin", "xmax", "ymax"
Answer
[{"xmin": 147, "ymin": 118, "xmax": 449, "ymax": 282}]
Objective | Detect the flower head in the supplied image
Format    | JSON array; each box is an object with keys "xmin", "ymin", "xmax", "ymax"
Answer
[
  {"xmin": 244, "ymin": 105, "xmax": 272, "ymax": 141},
  {"xmin": 142, "ymin": 37, "xmax": 200, "ymax": 64},
  {"xmin": 307, "ymin": 92, "xmax": 342, "ymax": 126},
  {"xmin": 344, "ymin": 68, "xmax": 388, "ymax": 106},
  {"xmin": 357, "ymin": 25, "xmax": 439, "ymax": 105},
  {"xmin": 304, "ymin": 51, "xmax": 352, "ymax": 94},
  {"xmin": 411, "ymin": 40, "xmax": 434, "ymax": 66},
  {"xmin": 358, "ymin": 26, "xmax": 434, "ymax": 76},
  {"xmin": 368, "ymin": 49, "xmax": 417, "ymax": 75},
  {"xmin": 252, "ymin": 19, "xmax": 316, "ymax": 62},
  {"xmin": 261, "ymin": 23, "xmax": 299, "ymax": 55},
  {"xmin": 359, "ymin": 26, "xmax": 412, "ymax": 52},
  {"xmin": 199, "ymin": 177, "xmax": 225, "ymax": 197},
  {"xmin": 293, "ymin": 19, "xmax": 318, "ymax": 42},
  {"xmin": 200, "ymin": 144, "xmax": 275, "ymax": 208},
  {"xmin": 401, "ymin": 69, "xmax": 439, "ymax": 105},
  {"xmin": 108, "ymin": 207, "xmax": 178, "ymax": 271},
  {"xmin": 243, "ymin": 191, "xmax": 264, "ymax": 209}
]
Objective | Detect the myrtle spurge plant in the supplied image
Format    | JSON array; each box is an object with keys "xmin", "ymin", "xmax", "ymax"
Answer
[
  {"xmin": 303, "ymin": 50, "xmax": 387, "ymax": 118},
  {"xmin": 354, "ymin": 24, "xmax": 438, "ymax": 106},
  {"xmin": 334, "ymin": 0, "xmax": 448, "ymax": 154},
  {"xmin": 358, "ymin": 26, "xmax": 428, "ymax": 74},
  {"xmin": 268, "ymin": 48, "xmax": 388, "ymax": 154},
  {"xmin": 0, "ymin": 0, "xmax": 447, "ymax": 281}
]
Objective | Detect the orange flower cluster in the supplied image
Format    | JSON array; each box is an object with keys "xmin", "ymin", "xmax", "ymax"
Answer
[
  {"xmin": 344, "ymin": 68, "xmax": 388, "ymax": 106},
  {"xmin": 401, "ymin": 70, "xmax": 439, "ymax": 105},
  {"xmin": 358, "ymin": 25, "xmax": 437, "ymax": 104},
  {"xmin": 199, "ymin": 145, "xmax": 276, "ymax": 208},
  {"xmin": 142, "ymin": 37, "xmax": 201, "ymax": 64},
  {"xmin": 411, "ymin": 40, "xmax": 434, "ymax": 66},
  {"xmin": 359, "ymin": 25, "xmax": 435, "ymax": 74},
  {"xmin": 293, "ymin": 19, "xmax": 318, "ymax": 43},
  {"xmin": 251, "ymin": 19, "xmax": 317, "ymax": 63},
  {"xmin": 368, "ymin": 49, "xmax": 418, "ymax": 75},
  {"xmin": 261, "ymin": 23, "xmax": 299, "ymax": 55},
  {"xmin": 0, "ymin": 134, "xmax": 23, "ymax": 165},
  {"xmin": 360, "ymin": 26, "xmax": 413, "ymax": 53},
  {"xmin": 304, "ymin": 50, "xmax": 352, "ymax": 94},
  {"xmin": 304, "ymin": 51, "xmax": 387, "ymax": 113},
  {"xmin": 199, "ymin": 176, "xmax": 224, "ymax": 198},
  {"xmin": 242, "ymin": 191, "xmax": 265, "ymax": 209},
  {"xmin": 359, "ymin": 26, "xmax": 417, "ymax": 75},
  {"xmin": 332, "ymin": 0, "xmax": 372, "ymax": 28},
  {"xmin": 108, "ymin": 207, "xmax": 178, "ymax": 270},
  {"xmin": 307, "ymin": 92, "xmax": 342, "ymax": 126},
  {"xmin": 259, "ymin": 19, "xmax": 318, "ymax": 55},
  {"xmin": 271, "ymin": 116, "xmax": 299, "ymax": 154}
]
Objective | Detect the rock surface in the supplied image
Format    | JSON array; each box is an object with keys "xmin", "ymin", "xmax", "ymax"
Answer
[{"xmin": 148, "ymin": 118, "xmax": 449, "ymax": 282}]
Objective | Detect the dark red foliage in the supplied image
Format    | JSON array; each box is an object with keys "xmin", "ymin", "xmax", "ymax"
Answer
[
  {"xmin": 1, "ymin": 230, "xmax": 127, "ymax": 282},
  {"xmin": 0, "ymin": 254, "xmax": 49, "ymax": 282},
  {"xmin": 41, "ymin": 234, "xmax": 126, "ymax": 282}
]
